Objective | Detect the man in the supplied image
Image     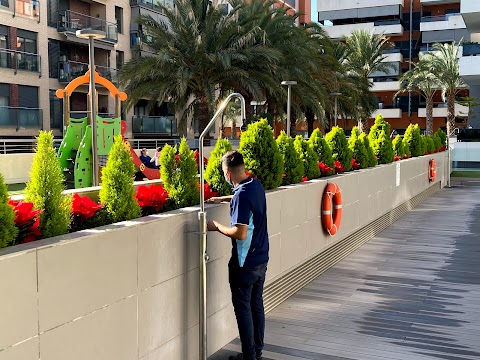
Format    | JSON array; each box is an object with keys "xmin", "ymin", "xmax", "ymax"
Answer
[{"xmin": 207, "ymin": 150, "xmax": 269, "ymax": 360}]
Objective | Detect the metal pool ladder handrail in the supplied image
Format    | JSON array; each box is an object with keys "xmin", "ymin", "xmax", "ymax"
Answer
[{"xmin": 198, "ymin": 93, "xmax": 246, "ymax": 360}]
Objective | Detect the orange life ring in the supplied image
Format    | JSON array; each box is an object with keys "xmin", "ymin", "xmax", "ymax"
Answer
[
  {"xmin": 429, "ymin": 159, "xmax": 436, "ymax": 182},
  {"xmin": 322, "ymin": 183, "xmax": 342, "ymax": 236}
]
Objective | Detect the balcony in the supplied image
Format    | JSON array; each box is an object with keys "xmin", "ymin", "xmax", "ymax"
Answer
[
  {"xmin": 57, "ymin": 10, "xmax": 118, "ymax": 43},
  {"xmin": 0, "ymin": 106, "xmax": 43, "ymax": 130},
  {"xmin": 322, "ymin": 20, "xmax": 403, "ymax": 40},
  {"xmin": 461, "ymin": 0, "xmax": 480, "ymax": 33},
  {"xmin": 0, "ymin": 48, "xmax": 41, "ymax": 74},
  {"xmin": 57, "ymin": 61, "xmax": 117, "ymax": 83},
  {"xmin": 371, "ymin": 107, "xmax": 402, "ymax": 118},
  {"xmin": 317, "ymin": 0, "xmax": 403, "ymax": 18},
  {"xmin": 382, "ymin": 49, "xmax": 403, "ymax": 63},
  {"xmin": 420, "ymin": 13, "xmax": 465, "ymax": 32},
  {"xmin": 418, "ymin": 102, "xmax": 469, "ymax": 117},
  {"xmin": 420, "ymin": 0, "xmax": 460, "ymax": 4},
  {"xmin": 370, "ymin": 79, "xmax": 401, "ymax": 92},
  {"xmin": 132, "ymin": 115, "xmax": 177, "ymax": 135},
  {"xmin": 460, "ymin": 46, "xmax": 480, "ymax": 85}
]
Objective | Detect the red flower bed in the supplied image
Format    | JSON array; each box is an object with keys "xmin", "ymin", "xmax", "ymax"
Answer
[
  {"xmin": 394, "ymin": 155, "xmax": 402, "ymax": 161},
  {"xmin": 334, "ymin": 161, "xmax": 345, "ymax": 174},
  {"xmin": 136, "ymin": 184, "xmax": 169, "ymax": 215},
  {"xmin": 318, "ymin": 162, "xmax": 333, "ymax": 176},
  {"xmin": 201, "ymin": 183, "xmax": 218, "ymax": 201},
  {"xmin": 351, "ymin": 158, "xmax": 360, "ymax": 170},
  {"xmin": 440, "ymin": 146, "xmax": 446, "ymax": 151},
  {"xmin": 8, "ymin": 200, "xmax": 42, "ymax": 244},
  {"xmin": 194, "ymin": 150, "xmax": 208, "ymax": 168},
  {"xmin": 302, "ymin": 176, "xmax": 308, "ymax": 182},
  {"xmin": 72, "ymin": 194, "xmax": 103, "ymax": 221}
]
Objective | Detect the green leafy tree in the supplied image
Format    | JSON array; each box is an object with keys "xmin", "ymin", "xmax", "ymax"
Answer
[
  {"xmin": 360, "ymin": 133, "xmax": 377, "ymax": 167},
  {"xmin": 368, "ymin": 114, "xmax": 391, "ymax": 145},
  {"xmin": 239, "ymin": 119, "xmax": 283, "ymax": 190},
  {"xmin": 308, "ymin": 128, "xmax": 334, "ymax": 168},
  {"xmin": 325, "ymin": 126, "xmax": 353, "ymax": 171},
  {"xmin": 276, "ymin": 131, "xmax": 304, "ymax": 185},
  {"xmin": 205, "ymin": 138, "xmax": 233, "ymax": 196},
  {"xmin": 293, "ymin": 135, "xmax": 320, "ymax": 179},
  {"xmin": 99, "ymin": 135, "xmax": 141, "ymax": 223},
  {"xmin": 426, "ymin": 136, "xmax": 435, "ymax": 154},
  {"xmin": 0, "ymin": 173, "xmax": 18, "ymax": 248},
  {"xmin": 25, "ymin": 131, "xmax": 71, "ymax": 238},
  {"xmin": 160, "ymin": 138, "xmax": 199, "ymax": 208},
  {"xmin": 392, "ymin": 135, "xmax": 405, "ymax": 157},
  {"xmin": 373, "ymin": 130, "xmax": 395, "ymax": 164},
  {"xmin": 348, "ymin": 127, "xmax": 368, "ymax": 169},
  {"xmin": 403, "ymin": 124, "xmax": 422, "ymax": 157}
]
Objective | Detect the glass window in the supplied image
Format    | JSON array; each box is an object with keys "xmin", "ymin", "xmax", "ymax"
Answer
[
  {"xmin": 17, "ymin": 35, "xmax": 38, "ymax": 71},
  {"xmin": 115, "ymin": 6, "xmax": 123, "ymax": 34},
  {"xmin": 0, "ymin": 34, "xmax": 8, "ymax": 69},
  {"xmin": 16, "ymin": 0, "xmax": 39, "ymax": 17},
  {"xmin": 116, "ymin": 50, "xmax": 124, "ymax": 70},
  {"xmin": 1, "ymin": 0, "xmax": 8, "ymax": 8}
]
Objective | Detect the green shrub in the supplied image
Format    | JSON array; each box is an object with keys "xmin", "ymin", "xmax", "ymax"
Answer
[
  {"xmin": 308, "ymin": 128, "xmax": 334, "ymax": 168},
  {"xmin": 325, "ymin": 126, "xmax": 353, "ymax": 171},
  {"xmin": 432, "ymin": 133, "xmax": 442, "ymax": 151},
  {"xmin": 276, "ymin": 131, "xmax": 304, "ymax": 185},
  {"xmin": 426, "ymin": 136, "xmax": 435, "ymax": 154},
  {"xmin": 368, "ymin": 114, "xmax": 392, "ymax": 145},
  {"xmin": 435, "ymin": 128, "xmax": 446, "ymax": 149},
  {"xmin": 403, "ymin": 124, "xmax": 422, "ymax": 157},
  {"xmin": 293, "ymin": 135, "xmax": 320, "ymax": 179},
  {"xmin": 420, "ymin": 135, "xmax": 427, "ymax": 155},
  {"xmin": 204, "ymin": 138, "xmax": 233, "ymax": 196},
  {"xmin": 25, "ymin": 131, "xmax": 71, "ymax": 238},
  {"xmin": 239, "ymin": 119, "xmax": 283, "ymax": 190},
  {"xmin": 360, "ymin": 133, "xmax": 377, "ymax": 167},
  {"xmin": 392, "ymin": 135, "xmax": 405, "ymax": 157},
  {"xmin": 373, "ymin": 130, "xmax": 395, "ymax": 164},
  {"xmin": 0, "ymin": 173, "xmax": 18, "ymax": 248},
  {"xmin": 160, "ymin": 138, "xmax": 199, "ymax": 208},
  {"xmin": 348, "ymin": 127, "xmax": 368, "ymax": 169},
  {"xmin": 99, "ymin": 135, "xmax": 141, "ymax": 223}
]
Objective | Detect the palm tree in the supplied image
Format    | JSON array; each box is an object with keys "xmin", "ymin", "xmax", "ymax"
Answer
[
  {"xmin": 429, "ymin": 42, "xmax": 466, "ymax": 137},
  {"xmin": 396, "ymin": 57, "xmax": 438, "ymax": 135},
  {"xmin": 343, "ymin": 29, "xmax": 395, "ymax": 133}
]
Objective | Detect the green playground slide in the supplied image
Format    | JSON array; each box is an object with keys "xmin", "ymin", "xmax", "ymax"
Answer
[
  {"xmin": 58, "ymin": 117, "xmax": 88, "ymax": 171},
  {"xmin": 96, "ymin": 116, "xmax": 121, "ymax": 155},
  {"xmin": 75, "ymin": 125, "xmax": 93, "ymax": 188}
]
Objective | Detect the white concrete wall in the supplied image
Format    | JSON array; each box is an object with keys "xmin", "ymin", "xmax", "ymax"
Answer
[
  {"xmin": 420, "ymin": 14, "xmax": 466, "ymax": 32},
  {"xmin": 322, "ymin": 22, "xmax": 403, "ymax": 39},
  {"xmin": 0, "ymin": 154, "xmax": 33, "ymax": 184},
  {"xmin": 317, "ymin": 0, "xmax": 403, "ymax": 12},
  {"xmin": 0, "ymin": 152, "xmax": 447, "ymax": 360}
]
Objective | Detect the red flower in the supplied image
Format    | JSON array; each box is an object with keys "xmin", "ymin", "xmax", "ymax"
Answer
[
  {"xmin": 334, "ymin": 161, "xmax": 345, "ymax": 174},
  {"xmin": 282, "ymin": 173, "xmax": 286, "ymax": 178},
  {"xmin": 351, "ymin": 158, "xmax": 360, "ymax": 170},
  {"xmin": 394, "ymin": 155, "xmax": 401, "ymax": 161},
  {"xmin": 302, "ymin": 176, "xmax": 308, "ymax": 182},
  {"xmin": 246, "ymin": 171, "xmax": 251, "ymax": 177},
  {"xmin": 136, "ymin": 185, "xmax": 169, "ymax": 214},
  {"xmin": 8, "ymin": 200, "xmax": 43, "ymax": 244},
  {"xmin": 403, "ymin": 154, "xmax": 409, "ymax": 159},
  {"xmin": 318, "ymin": 162, "xmax": 333, "ymax": 176},
  {"xmin": 425, "ymin": 150, "xmax": 431, "ymax": 155},
  {"xmin": 201, "ymin": 183, "xmax": 219, "ymax": 201},
  {"xmin": 175, "ymin": 154, "xmax": 181, "ymax": 164},
  {"xmin": 194, "ymin": 150, "xmax": 208, "ymax": 168},
  {"xmin": 440, "ymin": 146, "xmax": 446, "ymax": 152},
  {"xmin": 72, "ymin": 194, "xmax": 103, "ymax": 221},
  {"xmin": 434, "ymin": 149, "xmax": 438, "ymax": 153}
]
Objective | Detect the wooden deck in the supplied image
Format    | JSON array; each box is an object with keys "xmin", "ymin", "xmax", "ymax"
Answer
[{"xmin": 210, "ymin": 186, "xmax": 480, "ymax": 360}]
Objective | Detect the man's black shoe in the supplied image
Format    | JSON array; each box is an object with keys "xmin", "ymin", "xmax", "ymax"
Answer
[{"xmin": 228, "ymin": 353, "xmax": 262, "ymax": 360}]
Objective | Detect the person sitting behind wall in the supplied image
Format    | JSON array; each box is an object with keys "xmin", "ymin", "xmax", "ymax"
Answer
[{"xmin": 139, "ymin": 148, "xmax": 157, "ymax": 169}]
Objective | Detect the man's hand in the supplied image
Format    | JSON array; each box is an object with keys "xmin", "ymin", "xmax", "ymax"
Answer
[
  {"xmin": 206, "ymin": 195, "xmax": 233, "ymax": 204},
  {"xmin": 207, "ymin": 220, "xmax": 219, "ymax": 231}
]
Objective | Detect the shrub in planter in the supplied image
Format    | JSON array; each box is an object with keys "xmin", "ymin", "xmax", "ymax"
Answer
[
  {"xmin": 25, "ymin": 131, "xmax": 71, "ymax": 238},
  {"xmin": 392, "ymin": 135, "xmax": 405, "ymax": 157},
  {"xmin": 433, "ymin": 133, "xmax": 442, "ymax": 152},
  {"xmin": 435, "ymin": 128, "xmax": 447, "ymax": 149},
  {"xmin": 403, "ymin": 124, "xmax": 422, "ymax": 157},
  {"xmin": 426, "ymin": 136, "xmax": 435, "ymax": 154},
  {"xmin": 0, "ymin": 173, "xmax": 18, "ymax": 248},
  {"xmin": 8, "ymin": 200, "xmax": 42, "ymax": 244},
  {"xmin": 360, "ymin": 133, "xmax": 377, "ymax": 167},
  {"xmin": 308, "ymin": 128, "xmax": 334, "ymax": 168},
  {"xmin": 99, "ymin": 135, "xmax": 141, "ymax": 223},
  {"xmin": 70, "ymin": 194, "xmax": 107, "ymax": 232},
  {"xmin": 420, "ymin": 135, "xmax": 427, "ymax": 155},
  {"xmin": 204, "ymin": 138, "xmax": 233, "ymax": 196},
  {"xmin": 136, "ymin": 184, "xmax": 169, "ymax": 216},
  {"xmin": 348, "ymin": 127, "xmax": 368, "ymax": 169},
  {"xmin": 160, "ymin": 138, "xmax": 199, "ymax": 208},
  {"xmin": 276, "ymin": 131, "xmax": 304, "ymax": 185},
  {"xmin": 368, "ymin": 114, "xmax": 391, "ymax": 145},
  {"xmin": 239, "ymin": 119, "xmax": 283, "ymax": 190},
  {"xmin": 294, "ymin": 135, "xmax": 321, "ymax": 180},
  {"xmin": 325, "ymin": 126, "xmax": 353, "ymax": 171},
  {"xmin": 373, "ymin": 130, "xmax": 395, "ymax": 164}
]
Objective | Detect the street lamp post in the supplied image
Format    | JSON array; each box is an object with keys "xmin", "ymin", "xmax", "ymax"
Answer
[
  {"xmin": 329, "ymin": 92, "xmax": 342, "ymax": 127},
  {"xmin": 281, "ymin": 81, "xmax": 297, "ymax": 136},
  {"xmin": 76, "ymin": 29, "xmax": 106, "ymax": 186}
]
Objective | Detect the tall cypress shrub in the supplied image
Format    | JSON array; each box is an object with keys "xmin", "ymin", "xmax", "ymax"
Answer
[
  {"xmin": 403, "ymin": 124, "xmax": 422, "ymax": 157},
  {"xmin": 325, "ymin": 126, "xmax": 353, "ymax": 171},
  {"xmin": 99, "ymin": 135, "xmax": 141, "ymax": 223},
  {"xmin": 360, "ymin": 133, "xmax": 377, "ymax": 167},
  {"xmin": 293, "ymin": 135, "xmax": 320, "ymax": 179},
  {"xmin": 308, "ymin": 128, "xmax": 334, "ymax": 168},
  {"xmin": 0, "ymin": 173, "xmax": 18, "ymax": 248},
  {"xmin": 239, "ymin": 119, "xmax": 283, "ymax": 190},
  {"xmin": 204, "ymin": 138, "xmax": 233, "ymax": 196},
  {"xmin": 348, "ymin": 127, "xmax": 368, "ymax": 169},
  {"xmin": 25, "ymin": 131, "xmax": 71, "ymax": 238},
  {"xmin": 373, "ymin": 130, "xmax": 395, "ymax": 164},
  {"xmin": 276, "ymin": 131, "xmax": 304, "ymax": 185},
  {"xmin": 392, "ymin": 134, "xmax": 405, "ymax": 157},
  {"xmin": 368, "ymin": 114, "xmax": 392, "ymax": 145}
]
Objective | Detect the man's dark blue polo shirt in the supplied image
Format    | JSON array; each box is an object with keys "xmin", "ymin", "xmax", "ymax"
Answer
[{"xmin": 230, "ymin": 177, "xmax": 269, "ymax": 268}]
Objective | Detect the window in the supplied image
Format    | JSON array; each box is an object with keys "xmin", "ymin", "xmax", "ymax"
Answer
[
  {"xmin": 115, "ymin": 6, "xmax": 123, "ymax": 34},
  {"xmin": 116, "ymin": 50, "xmax": 124, "ymax": 70},
  {"xmin": 0, "ymin": 33, "xmax": 8, "ymax": 69},
  {"xmin": 16, "ymin": 0, "xmax": 39, "ymax": 17},
  {"xmin": 50, "ymin": 89, "xmax": 62, "ymax": 130},
  {"xmin": 1, "ymin": 0, "xmax": 8, "ymax": 7},
  {"xmin": 16, "ymin": 30, "xmax": 38, "ymax": 71}
]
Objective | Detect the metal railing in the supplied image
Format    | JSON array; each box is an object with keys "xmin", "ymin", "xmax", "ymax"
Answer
[
  {"xmin": 462, "ymin": 44, "xmax": 480, "ymax": 56},
  {"xmin": 421, "ymin": 13, "xmax": 461, "ymax": 22},
  {"xmin": 57, "ymin": 60, "xmax": 117, "ymax": 83},
  {"xmin": 0, "ymin": 48, "xmax": 41, "ymax": 73},
  {"xmin": 132, "ymin": 115, "xmax": 177, "ymax": 135},
  {"xmin": 382, "ymin": 48, "xmax": 401, "ymax": 54},
  {"xmin": 374, "ymin": 19, "xmax": 401, "ymax": 26},
  {"xmin": 130, "ymin": 0, "xmax": 164, "ymax": 12},
  {"xmin": 0, "ymin": 138, "xmax": 63, "ymax": 154},
  {"xmin": 57, "ymin": 10, "xmax": 118, "ymax": 42},
  {"xmin": 130, "ymin": 31, "xmax": 156, "ymax": 53},
  {"xmin": 0, "ymin": 107, "xmax": 43, "ymax": 131}
]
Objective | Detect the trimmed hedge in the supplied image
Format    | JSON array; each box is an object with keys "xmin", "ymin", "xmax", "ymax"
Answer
[
  {"xmin": 392, "ymin": 134, "xmax": 405, "ymax": 157},
  {"xmin": 325, "ymin": 126, "xmax": 353, "ymax": 172},
  {"xmin": 360, "ymin": 133, "xmax": 377, "ymax": 167},
  {"xmin": 308, "ymin": 128, "xmax": 334, "ymax": 168},
  {"xmin": 348, "ymin": 127, "xmax": 369, "ymax": 169},
  {"xmin": 276, "ymin": 131, "xmax": 304, "ymax": 185},
  {"xmin": 294, "ymin": 135, "xmax": 320, "ymax": 179},
  {"xmin": 204, "ymin": 138, "xmax": 233, "ymax": 196},
  {"xmin": 404, "ymin": 124, "xmax": 423, "ymax": 157}
]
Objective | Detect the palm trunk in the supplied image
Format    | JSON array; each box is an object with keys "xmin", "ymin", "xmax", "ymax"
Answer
[
  {"xmin": 290, "ymin": 108, "xmax": 297, "ymax": 138},
  {"xmin": 446, "ymin": 93, "xmax": 455, "ymax": 137},
  {"xmin": 426, "ymin": 96, "xmax": 434, "ymax": 136},
  {"xmin": 197, "ymin": 93, "xmax": 211, "ymax": 142},
  {"xmin": 305, "ymin": 108, "xmax": 315, "ymax": 137}
]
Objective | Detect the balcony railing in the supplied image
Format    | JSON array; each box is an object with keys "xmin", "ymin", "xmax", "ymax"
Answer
[
  {"xmin": 0, "ymin": 106, "xmax": 43, "ymax": 130},
  {"xmin": 0, "ymin": 48, "xmax": 41, "ymax": 73},
  {"xmin": 132, "ymin": 115, "xmax": 177, "ymax": 136},
  {"xmin": 374, "ymin": 19, "xmax": 401, "ymax": 26},
  {"xmin": 421, "ymin": 13, "xmax": 461, "ymax": 22},
  {"xmin": 57, "ymin": 60, "xmax": 117, "ymax": 83},
  {"xmin": 462, "ymin": 44, "xmax": 480, "ymax": 56},
  {"xmin": 57, "ymin": 10, "xmax": 118, "ymax": 42},
  {"xmin": 130, "ymin": 0, "xmax": 163, "ymax": 12}
]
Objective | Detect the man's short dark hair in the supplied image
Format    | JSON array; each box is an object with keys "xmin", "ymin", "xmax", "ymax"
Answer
[{"xmin": 222, "ymin": 150, "xmax": 244, "ymax": 170}]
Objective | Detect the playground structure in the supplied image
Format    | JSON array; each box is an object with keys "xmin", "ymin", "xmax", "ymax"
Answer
[{"xmin": 56, "ymin": 68, "xmax": 160, "ymax": 188}]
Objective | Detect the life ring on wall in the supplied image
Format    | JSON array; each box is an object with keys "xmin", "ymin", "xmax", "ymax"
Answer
[
  {"xmin": 322, "ymin": 183, "xmax": 342, "ymax": 236},
  {"xmin": 429, "ymin": 159, "xmax": 436, "ymax": 182}
]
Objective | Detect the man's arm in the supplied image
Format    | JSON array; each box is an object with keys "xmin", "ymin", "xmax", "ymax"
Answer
[
  {"xmin": 207, "ymin": 221, "xmax": 248, "ymax": 240},
  {"xmin": 206, "ymin": 195, "xmax": 233, "ymax": 204}
]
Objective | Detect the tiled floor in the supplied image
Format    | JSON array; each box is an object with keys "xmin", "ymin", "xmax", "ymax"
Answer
[{"xmin": 210, "ymin": 186, "xmax": 480, "ymax": 360}]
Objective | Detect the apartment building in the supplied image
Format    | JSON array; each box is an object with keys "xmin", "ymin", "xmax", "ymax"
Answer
[{"xmin": 304, "ymin": 0, "xmax": 475, "ymax": 134}]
